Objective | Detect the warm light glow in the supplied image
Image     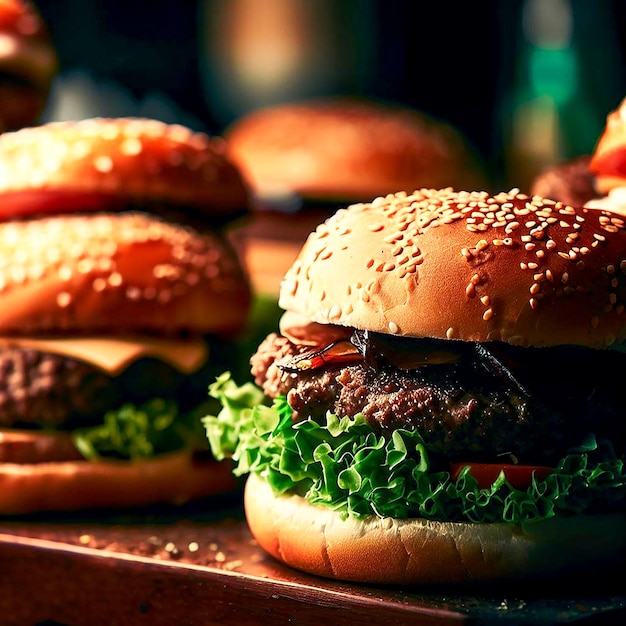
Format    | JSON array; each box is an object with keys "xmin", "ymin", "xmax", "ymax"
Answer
[
  {"xmin": 201, "ymin": 0, "xmax": 341, "ymax": 121},
  {"xmin": 227, "ymin": 0, "xmax": 309, "ymax": 93}
]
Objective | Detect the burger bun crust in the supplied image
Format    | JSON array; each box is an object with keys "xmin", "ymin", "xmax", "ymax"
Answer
[
  {"xmin": 0, "ymin": 212, "xmax": 251, "ymax": 336},
  {"xmin": 224, "ymin": 97, "xmax": 488, "ymax": 202},
  {"xmin": 0, "ymin": 118, "xmax": 250, "ymax": 220},
  {"xmin": 0, "ymin": 450, "xmax": 238, "ymax": 515},
  {"xmin": 280, "ymin": 188, "xmax": 626, "ymax": 349},
  {"xmin": 245, "ymin": 473, "xmax": 626, "ymax": 585}
]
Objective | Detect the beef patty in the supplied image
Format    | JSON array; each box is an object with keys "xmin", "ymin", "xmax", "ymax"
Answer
[
  {"xmin": 251, "ymin": 331, "xmax": 626, "ymax": 467},
  {"xmin": 0, "ymin": 340, "xmax": 225, "ymax": 429}
]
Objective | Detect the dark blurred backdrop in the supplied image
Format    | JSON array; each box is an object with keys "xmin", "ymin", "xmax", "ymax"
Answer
[{"xmin": 35, "ymin": 0, "xmax": 626, "ymax": 189}]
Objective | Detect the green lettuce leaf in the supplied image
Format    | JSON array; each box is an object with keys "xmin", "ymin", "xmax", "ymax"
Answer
[
  {"xmin": 73, "ymin": 397, "xmax": 212, "ymax": 461},
  {"xmin": 203, "ymin": 372, "xmax": 626, "ymax": 524}
]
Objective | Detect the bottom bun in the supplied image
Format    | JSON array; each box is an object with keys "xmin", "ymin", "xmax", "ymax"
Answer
[
  {"xmin": 0, "ymin": 451, "xmax": 238, "ymax": 515},
  {"xmin": 244, "ymin": 473, "xmax": 626, "ymax": 585}
]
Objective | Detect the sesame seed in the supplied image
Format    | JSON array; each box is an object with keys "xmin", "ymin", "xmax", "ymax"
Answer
[
  {"xmin": 92, "ymin": 278, "xmax": 107, "ymax": 292},
  {"xmin": 483, "ymin": 308, "xmax": 494, "ymax": 321},
  {"xmin": 57, "ymin": 292, "xmax": 71, "ymax": 308},
  {"xmin": 93, "ymin": 155, "xmax": 114, "ymax": 173},
  {"xmin": 388, "ymin": 321, "xmax": 399, "ymax": 334},
  {"xmin": 329, "ymin": 304, "xmax": 341, "ymax": 320}
]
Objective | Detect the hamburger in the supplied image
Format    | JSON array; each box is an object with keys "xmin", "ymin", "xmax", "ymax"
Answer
[
  {"xmin": 585, "ymin": 95, "xmax": 626, "ymax": 216},
  {"xmin": 205, "ymin": 187, "xmax": 626, "ymax": 585},
  {"xmin": 529, "ymin": 154, "xmax": 596, "ymax": 208},
  {"xmin": 0, "ymin": 0, "xmax": 58, "ymax": 132},
  {"xmin": 223, "ymin": 96, "xmax": 489, "ymax": 296},
  {"xmin": 531, "ymin": 96, "xmax": 626, "ymax": 216},
  {"xmin": 0, "ymin": 117, "xmax": 252, "ymax": 515}
]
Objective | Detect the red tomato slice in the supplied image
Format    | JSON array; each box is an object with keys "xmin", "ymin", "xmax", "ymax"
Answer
[
  {"xmin": 450, "ymin": 462, "xmax": 553, "ymax": 490},
  {"xmin": 589, "ymin": 147, "xmax": 626, "ymax": 177},
  {"xmin": 0, "ymin": 190, "xmax": 126, "ymax": 219}
]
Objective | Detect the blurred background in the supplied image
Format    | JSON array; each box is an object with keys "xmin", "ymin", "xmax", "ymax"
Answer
[{"xmin": 34, "ymin": 0, "xmax": 626, "ymax": 191}]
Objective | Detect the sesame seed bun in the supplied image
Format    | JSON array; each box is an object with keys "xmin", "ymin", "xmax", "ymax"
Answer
[
  {"xmin": 0, "ymin": 447, "xmax": 239, "ymax": 515},
  {"xmin": 0, "ymin": 118, "xmax": 250, "ymax": 221},
  {"xmin": 224, "ymin": 97, "xmax": 488, "ymax": 202},
  {"xmin": 0, "ymin": 0, "xmax": 58, "ymax": 131},
  {"xmin": 0, "ymin": 212, "xmax": 251, "ymax": 336},
  {"xmin": 279, "ymin": 188, "xmax": 626, "ymax": 349},
  {"xmin": 244, "ymin": 473, "xmax": 626, "ymax": 585}
]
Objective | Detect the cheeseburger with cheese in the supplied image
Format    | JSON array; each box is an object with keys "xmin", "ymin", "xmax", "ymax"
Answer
[
  {"xmin": 206, "ymin": 187, "xmax": 626, "ymax": 585},
  {"xmin": 0, "ymin": 117, "xmax": 252, "ymax": 514}
]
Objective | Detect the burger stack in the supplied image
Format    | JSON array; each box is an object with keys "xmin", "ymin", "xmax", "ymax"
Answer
[{"xmin": 0, "ymin": 117, "xmax": 253, "ymax": 514}]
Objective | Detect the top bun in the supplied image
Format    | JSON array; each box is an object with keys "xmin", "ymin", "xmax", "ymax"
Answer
[
  {"xmin": 0, "ymin": 0, "xmax": 58, "ymax": 131},
  {"xmin": 0, "ymin": 118, "xmax": 250, "ymax": 220},
  {"xmin": 279, "ymin": 188, "xmax": 626, "ymax": 349},
  {"xmin": 0, "ymin": 212, "xmax": 251, "ymax": 336},
  {"xmin": 589, "ymin": 96, "xmax": 626, "ymax": 194},
  {"xmin": 224, "ymin": 98, "xmax": 488, "ymax": 202}
]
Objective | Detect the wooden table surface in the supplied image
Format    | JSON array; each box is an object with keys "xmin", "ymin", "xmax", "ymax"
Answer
[{"xmin": 0, "ymin": 492, "xmax": 624, "ymax": 626}]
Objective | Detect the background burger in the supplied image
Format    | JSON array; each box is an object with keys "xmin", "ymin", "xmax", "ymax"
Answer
[
  {"xmin": 0, "ymin": 0, "xmax": 58, "ymax": 132},
  {"xmin": 223, "ymin": 96, "xmax": 489, "ymax": 297},
  {"xmin": 0, "ymin": 117, "xmax": 252, "ymax": 515},
  {"xmin": 205, "ymin": 187, "xmax": 625, "ymax": 585},
  {"xmin": 531, "ymin": 96, "xmax": 626, "ymax": 216}
]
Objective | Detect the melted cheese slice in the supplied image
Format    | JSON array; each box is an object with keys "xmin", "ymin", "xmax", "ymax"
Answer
[{"xmin": 0, "ymin": 336, "xmax": 208, "ymax": 375}]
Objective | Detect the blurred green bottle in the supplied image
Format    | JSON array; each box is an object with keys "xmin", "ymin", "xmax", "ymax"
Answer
[{"xmin": 497, "ymin": 0, "xmax": 624, "ymax": 190}]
